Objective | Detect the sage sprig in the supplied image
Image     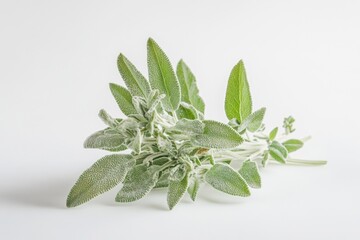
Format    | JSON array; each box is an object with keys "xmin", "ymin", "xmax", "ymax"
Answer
[{"xmin": 67, "ymin": 38, "xmax": 326, "ymax": 210}]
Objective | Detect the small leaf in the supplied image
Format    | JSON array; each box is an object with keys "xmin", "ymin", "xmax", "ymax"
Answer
[
  {"xmin": 109, "ymin": 83, "xmax": 137, "ymax": 116},
  {"xmin": 205, "ymin": 163, "xmax": 250, "ymax": 196},
  {"xmin": 147, "ymin": 38, "xmax": 180, "ymax": 111},
  {"xmin": 269, "ymin": 127, "xmax": 278, "ymax": 141},
  {"xmin": 238, "ymin": 107, "xmax": 266, "ymax": 132},
  {"xmin": 225, "ymin": 60, "xmax": 252, "ymax": 122},
  {"xmin": 98, "ymin": 109, "xmax": 120, "ymax": 128},
  {"xmin": 176, "ymin": 102, "xmax": 201, "ymax": 120},
  {"xmin": 155, "ymin": 171, "xmax": 170, "ymax": 188},
  {"xmin": 117, "ymin": 53, "xmax": 151, "ymax": 98},
  {"xmin": 84, "ymin": 128, "xmax": 126, "ymax": 152},
  {"xmin": 167, "ymin": 171, "xmax": 189, "ymax": 210},
  {"xmin": 239, "ymin": 160, "xmax": 261, "ymax": 188},
  {"xmin": 115, "ymin": 165, "xmax": 160, "ymax": 202},
  {"xmin": 192, "ymin": 120, "xmax": 243, "ymax": 149},
  {"xmin": 282, "ymin": 139, "xmax": 304, "ymax": 153},
  {"xmin": 269, "ymin": 141, "xmax": 288, "ymax": 163},
  {"xmin": 66, "ymin": 154, "xmax": 134, "ymax": 207},
  {"xmin": 176, "ymin": 60, "xmax": 205, "ymax": 113},
  {"xmin": 187, "ymin": 178, "xmax": 200, "ymax": 201}
]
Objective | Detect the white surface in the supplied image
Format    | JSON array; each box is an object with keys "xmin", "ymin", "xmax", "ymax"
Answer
[{"xmin": 1, "ymin": 0, "xmax": 359, "ymax": 239}]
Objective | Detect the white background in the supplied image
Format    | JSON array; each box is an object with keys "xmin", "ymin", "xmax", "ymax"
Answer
[{"xmin": 1, "ymin": 0, "xmax": 359, "ymax": 239}]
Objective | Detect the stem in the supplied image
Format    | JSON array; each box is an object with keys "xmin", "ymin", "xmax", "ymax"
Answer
[{"xmin": 287, "ymin": 158, "xmax": 327, "ymax": 165}]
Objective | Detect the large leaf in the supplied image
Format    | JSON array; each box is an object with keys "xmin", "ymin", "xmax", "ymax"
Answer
[
  {"xmin": 238, "ymin": 107, "xmax": 266, "ymax": 133},
  {"xmin": 176, "ymin": 60, "xmax": 205, "ymax": 113},
  {"xmin": 167, "ymin": 171, "xmax": 189, "ymax": 210},
  {"xmin": 115, "ymin": 165, "xmax": 160, "ymax": 202},
  {"xmin": 109, "ymin": 83, "xmax": 137, "ymax": 116},
  {"xmin": 239, "ymin": 160, "xmax": 261, "ymax": 188},
  {"xmin": 147, "ymin": 38, "xmax": 180, "ymax": 111},
  {"xmin": 282, "ymin": 139, "xmax": 304, "ymax": 153},
  {"xmin": 117, "ymin": 53, "xmax": 151, "ymax": 98},
  {"xmin": 205, "ymin": 163, "xmax": 250, "ymax": 197},
  {"xmin": 269, "ymin": 141, "xmax": 288, "ymax": 163},
  {"xmin": 225, "ymin": 60, "xmax": 252, "ymax": 122},
  {"xmin": 66, "ymin": 154, "xmax": 134, "ymax": 207},
  {"xmin": 192, "ymin": 120, "xmax": 243, "ymax": 149},
  {"xmin": 83, "ymin": 128, "xmax": 126, "ymax": 152}
]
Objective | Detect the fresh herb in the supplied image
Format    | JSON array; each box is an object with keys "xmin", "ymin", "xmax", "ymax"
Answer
[{"xmin": 66, "ymin": 38, "xmax": 326, "ymax": 209}]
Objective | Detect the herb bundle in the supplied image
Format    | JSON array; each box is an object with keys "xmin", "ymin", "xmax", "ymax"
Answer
[{"xmin": 67, "ymin": 38, "xmax": 326, "ymax": 209}]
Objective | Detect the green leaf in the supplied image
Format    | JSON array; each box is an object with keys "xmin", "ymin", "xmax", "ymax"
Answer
[
  {"xmin": 167, "ymin": 171, "xmax": 189, "ymax": 210},
  {"xmin": 269, "ymin": 127, "xmax": 278, "ymax": 141},
  {"xmin": 192, "ymin": 120, "xmax": 243, "ymax": 149},
  {"xmin": 239, "ymin": 160, "xmax": 261, "ymax": 188},
  {"xmin": 238, "ymin": 107, "xmax": 266, "ymax": 132},
  {"xmin": 282, "ymin": 139, "xmax": 304, "ymax": 153},
  {"xmin": 115, "ymin": 165, "xmax": 160, "ymax": 202},
  {"xmin": 109, "ymin": 83, "xmax": 137, "ymax": 116},
  {"xmin": 269, "ymin": 141, "xmax": 288, "ymax": 163},
  {"xmin": 66, "ymin": 154, "xmax": 134, "ymax": 207},
  {"xmin": 169, "ymin": 119, "xmax": 204, "ymax": 136},
  {"xmin": 98, "ymin": 109, "xmax": 120, "ymax": 128},
  {"xmin": 83, "ymin": 128, "xmax": 126, "ymax": 152},
  {"xmin": 117, "ymin": 54, "xmax": 151, "ymax": 98},
  {"xmin": 176, "ymin": 60, "xmax": 205, "ymax": 113},
  {"xmin": 205, "ymin": 163, "xmax": 250, "ymax": 197},
  {"xmin": 155, "ymin": 171, "xmax": 170, "ymax": 188},
  {"xmin": 176, "ymin": 102, "xmax": 201, "ymax": 120},
  {"xmin": 225, "ymin": 60, "xmax": 252, "ymax": 122},
  {"xmin": 147, "ymin": 38, "xmax": 180, "ymax": 111},
  {"xmin": 187, "ymin": 178, "xmax": 200, "ymax": 201}
]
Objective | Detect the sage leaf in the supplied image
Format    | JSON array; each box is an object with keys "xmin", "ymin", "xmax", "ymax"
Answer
[
  {"xmin": 239, "ymin": 160, "xmax": 261, "ymax": 188},
  {"xmin": 282, "ymin": 139, "xmax": 304, "ymax": 153},
  {"xmin": 109, "ymin": 83, "xmax": 137, "ymax": 116},
  {"xmin": 117, "ymin": 53, "xmax": 151, "ymax": 98},
  {"xmin": 115, "ymin": 165, "xmax": 160, "ymax": 202},
  {"xmin": 84, "ymin": 128, "xmax": 126, "ymax": 152},
  {"xmin": 176, "ymin": 60, "xmax": 205, "ymax": 113},
  {"xmin": 269, "ymin": 127, "xmax": 278, "ymax": 141},
  {"xmin": 187, "ymin": 178, "xmax": 200, "ymax": 201},
  {"xmin": 169, "ymin": 119, "xmax": 204, "ymax": 136},
  {"xmin": 192, "ymin": 120, "xmax": 243, "ymax": 149},
  {"xmin": 225, "ymin": 60, "xmax": 252, "ymax": 122},
  {"xmin": 238, "ymin": 107, "xmax": 266, "ymax": 132},
  {"xmin": 155, "ymin": 171, "xmax": 170, "ymax": 188},
  {"xmin": 269, "ymin": 141, "xmax": 288, "ymax": 163},
  {"xmin": 167, "ymin": 172, "xmax": 189, "ymax": 210},
  {"xmin": 176, "ymin": 102, "xmax": 201, "ymax": 120},
  {"xmin": 147, "ymin": 38, "xmax": 180, "ymax": 111},
  {"xmin": 66, "ymin": 154, "xmax": 134, "ymax": 207},
  {"xmin": 98, "ymin": 109, "xmax": 120, "ymax": 128},
  {"xmin": 205, "ymin": 163, "xmax": 250, "ymax": 197}
]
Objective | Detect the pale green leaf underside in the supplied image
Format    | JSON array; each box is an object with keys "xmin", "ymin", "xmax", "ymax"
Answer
[
  {"xmin": 187, "ymin": 178, "xmax": 200, "ymax": 201},
  {"xmin": 269, "ymin": 141, "xmax": 288, "ymax": 163},
  {"xmin": 205, "ymin": 163, "xmax": 250, "ymax": 197},
  {"xmin": 66, "ymin": 154, "xmax": 134, "ymax": 207},
  {"xmin": 117, "ymin": 53, "xmax": 151, "ymax": 98},
  {"xmin": 147, "ymin": 38, "xmax": 180, "ymax": 111},
  {"xmin": 239, "ymin": 160, "xmax": 261, "ymax": 188},
  {"xmin": 192, "ymin": 120, "xmax": 243, "ymax": 149},
  {"xmin": 238, "ymin": 107, "xmax": 266, "ymax": 132},
  {"xmin": 83, "ymin": 128, "xmax": 126, "ymax": 152},
  {"xmin": 167, "ymin": 173, "xmax": 189, "ymax": 210},
  {"xmin": 176, "ymin": 60, "xmax": 205, "ymax": 113},
  {"xmin": 282, "ymin": 139, "xmax": 304, "ymax": 153},
  {"xmin": 109, "ymin": 83, "xmax": 137, "ymax": 116},
  {"xmin": 225, "ymin": 60, "xmax": 252, "ymax": 122}
]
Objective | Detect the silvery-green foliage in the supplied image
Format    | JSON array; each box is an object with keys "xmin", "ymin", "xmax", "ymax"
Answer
[{"xmin": 67, "ymin": 38, "xmax": 326, "ymax": 210}]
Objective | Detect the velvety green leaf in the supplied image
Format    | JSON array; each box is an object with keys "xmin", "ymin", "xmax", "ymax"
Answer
[
  {"xmin": 282, "ymin": 139, "xmax": 304, "ymax": 153},
  {"xmin": 115, "ymin": 165, "xmax": 160, "ymax": 202},
  {"xmin": 225, "ymin": 60, "xmax": 252, "ymax": 122},
  {"xmin": 239, "ymin": 160, "xmax": 261, "ymax": 188},
  {"xmin": 176, "ymin": 60, "xmax": 205, "ymax": 113},
  {"xmin": 83, "ymin": 128, "xmax": 126, "ymax": 151},
  {"xmin": 192, "ymin": 120, "xmax": 243, "ymax": 149},
  {"xmin": 269, "ymin": 141, "xmax": 288, "ymax": 163},
  {"xmin": 169, "ymin": 119, "xmax": 204, "ymax": 135},
  {"xmin": 117, "ymin": 53, "xmax": 151, "ymax": 98},
  {"xmin": 187, "ymin": 178, "xmax": 200, "ymax": 201},
  {"xmin": 176, "ymin": 102, "xmax": 200, "ymax": 120},
  {"xmin": 167, "ymin": 171, "xmax": 189, "ymax": 210},
  {"xmin": 147, "ymin": 38, "xmax": 180, "ymax": 111},
  {"xmin": 205, "ymin": 163, "xmax": 250, "ymax": 197},
  {"xmin": 238, "ymin": 107, "xmax": 266, "ymax": 132},
  {"xmin": 155, "ymin": 171, "xmax": 170, "ymax": 188},
  {"xmin": 109, "ymin": 83, "xmax": 137, "ymax": 116},
  {"xmin": 98, "ymin": 109, "xmax": 120, "ymax": 128},
  {"xmin": 66, "ymin": 154, "xmax": 134, "ymax": 207},
  {"xmin": 269, "ymin": 127, "xmax": 278, "ymax": 141}
]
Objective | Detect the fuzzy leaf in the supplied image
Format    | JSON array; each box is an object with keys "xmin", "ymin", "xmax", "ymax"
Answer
[
  {"xmin": 169, "ymin": 119, "xmax": 204, "ymax": 135},
  {"xmin": 269, "ymin": 127, "xmax": 278, "ymax": 141},
  {"xmin": 176, "ymin": 60, "xmax": 205, "ymax": 113},
  {"xmin": 282, "ymin": 139, "xmax": 304, "ymax": 153},
  {"xmin": 98, "ymin": 109, "xmax": 120, "ymax": 128},
  {"xmin": 239, "ymin": 160, "xmax": 261, "ymax": 188},
  {"xmin": 205, "ymin": 163, "xmax": 250, "ymax": 197},
  {"xmin": 176, "ymin": 102, "xmax": 200, "ymax": 120},
  {"xmin": 115, "ymin": 165, "xmax": 160, "ymax": 202},
  {"xmin": 155, "ymin": 171, "xmax": 170, "ymax": 188},
  {"xmin": 192, "ymin": 120, "xmax": 243, "ymax": 149},
  {"xmin": 147, "ymin": 38, "xmax": 180, "ymax": 111},
  {"xmin": 117, "ymin": 53, "xmax": 151, "ymax": 98},
  {"xmin": 187, "ymin": 178, "xmax": 200, "ymax": 201},
  {"xmin": 109, "ymin": 83, "xmax": 137, "ymax": 116},
  {"xmin": 225, "ymin": 60, "xmax": 252, "ymax": 122},
  {"xmin": 66, "ymin": 154, "xmax": 134, "ymax": 207},
  {"xmin": 84, "ymin": 128, "xmax": 126, "ymax": 152},
  {"xmin": 269, "ymin": 141, "xmax": 288, "ymax": 163},
  {"xmin": 238, "ymin": 107, "xmax": 266, "ymax": 132},
  {"xmin": 167, "ymin": 171, "xmax": 189, "ymax": 210}
]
